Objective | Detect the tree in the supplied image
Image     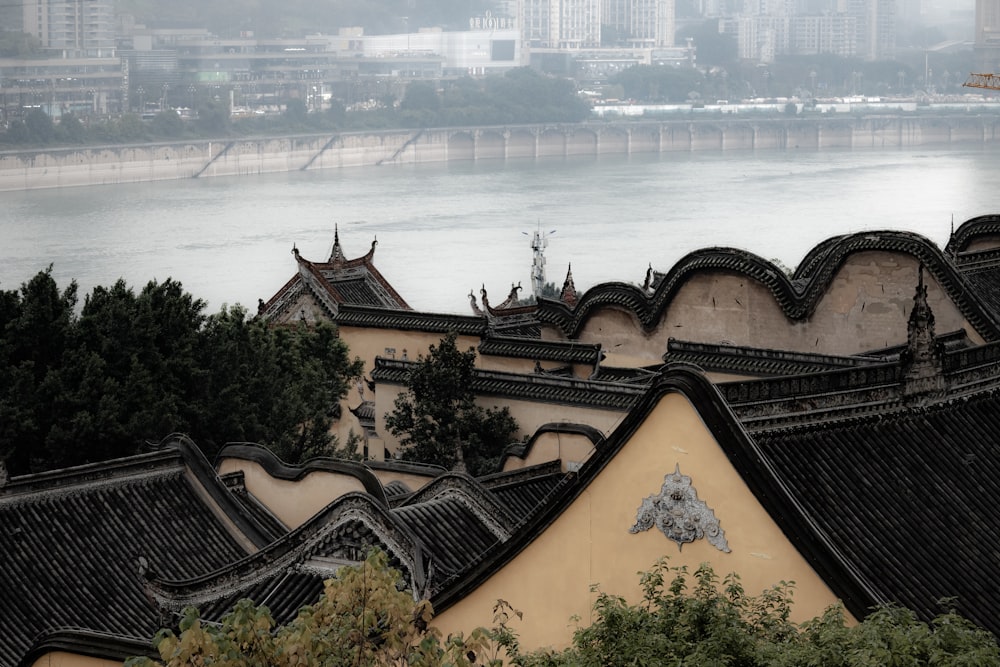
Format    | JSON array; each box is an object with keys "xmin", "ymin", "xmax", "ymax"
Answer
[
  {"xmin": 0, "ymin": 268, "xmax": 78, "ymax": 475},
  {"xmin": 196, "ymin": 306, "xmax": 365, "ymax": 461},
  {"xmin": 149, "ymin": 109, "xmax": 184, "ymax": 138},
  {"xmin": 126, "ymin": 549, "xmax": 497, "ymax": 667},
  {"xmin": 0, "ymin": 271, "xmax": 364, "ymax": 474},
  {"xmin": 129, "ymin": 554, "xmax": 1000, "ymax": 667},
  {"xmin": 385, "ymin": 333, "xmax": 519, "ymax": 476},
  {"xmin": 24, "ymin": 108, "xmax": 55, "ymax": 144},
  {"xmin": 504, "ymin": 559, "xmax": 1000, "ymax": 666},
  {"xmin": 56, "ymin": 112, "xmax": 87, "ymax": 144}
]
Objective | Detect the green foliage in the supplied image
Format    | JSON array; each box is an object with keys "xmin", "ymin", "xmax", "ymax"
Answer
[
  {"xmin": 128, "ymin": 555, "xmax": 1000, "ymax": 667},
  {"xmin": 126, "ymin": 549, "xmax": 498, "ymax": 667},
  {"xmin": 385, "ymin": 332, "xmax": 519, "ymax": 476},
  {"xmin": 0, "ymin": 270, "xmax": 364, "ymax": 474},
  {"xmin": 676, "ymin": 20, "xmax": 739, "ymax": 68},
  {"xmin": 610, "ymin": 65, "xmax": 705, "ymax": 103},
  {"xmin": 498, "ymin": 559, "xmax": 1000, "ymax": 667},
  {"xmin": 23, "ymin": 108, "xmax": 55, "ymax": 144},
  {"xmin": 0, "ymin": 31, "xmax": 41, "ymax": 57},
  {"xmin": 149, "ymin": 109, "xmax": 185, "ymax": 138},
  {"xmin": 57, "ymin": 112, "xmax": 87, "ymax": 144}
]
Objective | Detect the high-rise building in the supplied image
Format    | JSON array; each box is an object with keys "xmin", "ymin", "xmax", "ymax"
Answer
[
  {"xmin": 603, "ymin": 0, "xmax": 676, "ymax": 47},
  {"xmin": 975, "ymin": 0, "xmax": 1000, "ymax": 72},
  {"xmin": 520, "ymin": 0, "xmax": 674, "ymax": 49},
  {"xmin": 21, "ymin": 0, "xmax": 116, "ymax": 58},
  {"xmin": 790, "ymin": 14, "xmax": 857, "ymax": 55},
  {"xmin": 520, "ymin": 0, "xmax": 602, "ymax": 48},
  {"xmin": 839, "ymin": 0, "xmax": 895, "ymax": 59}
]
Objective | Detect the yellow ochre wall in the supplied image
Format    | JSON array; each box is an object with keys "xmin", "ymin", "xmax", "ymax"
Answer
[
  {"xmin": 502, "ymin": 430, "xmax": 604, "ymax": 473},
  {"xmin": 30, "ymin": 653, "xmax": 124, "ymax": 667},
  {"xmin": 570, "ymin": 254, "xmax": 980, "ymax": 364},
  {"xmin": 433, "ymin": 391, "xmax": 850, "ymax": 651},
  {"xmin": 216, "ymin": 458, "xmax": 367, "ymax": 529}
]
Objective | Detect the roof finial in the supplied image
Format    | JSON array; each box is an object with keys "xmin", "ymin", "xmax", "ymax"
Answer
[
  {"xmin": 560, "ymin": 263, "xmax": 578, "ymax": 307},
  {"xmin": 330, "ymin": 224, "xmax": 345, "ymax": 264},
  {"xmin": 903, "ymin": 264, "xmax": 945, "ymax": 398}
]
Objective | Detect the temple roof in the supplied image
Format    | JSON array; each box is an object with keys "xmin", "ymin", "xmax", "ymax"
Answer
[
  {"xmin": 0, "ymin": 435, "xmax": 275, "ymax": 667},
  {"xmin": 947, "ymin": 215, "xmax": 1000, "ymax": 323},
  {"xmin": 144, "ymin": 466, "xmax": 555, "ymax": 620},
  {"xmin": 371, "ymin": 358, "xmax": 644, "ymax": 411},
  {"xmin": 535, "ymin": 228, "xmax": 1000, "ymax": 341},
  {"xmin": 335, "ymin": 304, "xmax": 488, "ymax": 335},
  {"xmin": 478, "ymin": 336, "xmax": 603, "ymax": 366},
  {"xmin": 663, "ymin": 338, "xmax": 880, "ymax": 377},
  {"xmin": 259, "ymin": 229, "xmax": 410, "ymax": 322}
]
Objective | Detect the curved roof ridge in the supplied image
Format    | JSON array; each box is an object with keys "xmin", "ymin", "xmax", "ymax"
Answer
[
  {"xmin": 19, "ymin": 629, "xmax": 155, "ymax": 667},
  {"xmin": 535, "ymin": 229, "xmax": 1000, "ymax": 342},
  {"xmin": 947, "ymin": 213, "xmax": 1000, "ymax": 255},
  {"xmin": 215, "ymin": 442, "xmax": 389, "ymax": 507},
  {"xmin": 431, "ymin": 364, "xmax": 884, "ymax": 621},
  {"xmin": 147, "ymin": 491, "xmax": 429, "ymax": 610},
  {"xmin": 499, "ymin": 422, "xmax": 606, "ymax": 467},
  {"xmin": 396, "ymin": 473, "xmax": 517, "ymax": 537}
]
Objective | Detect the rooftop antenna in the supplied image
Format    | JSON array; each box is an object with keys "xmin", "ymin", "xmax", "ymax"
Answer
[{"xmin": 523, "ymin": 221, "xmax": 556, "ymax": 298}]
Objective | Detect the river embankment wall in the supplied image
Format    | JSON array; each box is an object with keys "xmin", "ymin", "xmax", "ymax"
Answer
[{"xmin": 1, "ymin": 115, "xmax": 998, "ymax": 192}]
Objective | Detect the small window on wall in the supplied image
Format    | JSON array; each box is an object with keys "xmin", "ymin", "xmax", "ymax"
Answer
[{"xmin": 491, "ymin": 40, "xmax": 515, "ymax": 61}]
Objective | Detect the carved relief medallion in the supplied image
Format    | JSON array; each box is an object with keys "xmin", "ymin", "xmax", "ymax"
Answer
[{"xmin": 629, "ymin": 464, "xmax": 731, "ymax": 553}]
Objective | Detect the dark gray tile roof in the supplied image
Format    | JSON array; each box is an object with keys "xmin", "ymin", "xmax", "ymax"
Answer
[
  {"xmin": 393, "ymin": 499, "xmax": 502, "ymax": 577},
  {"xmin": 753, "ymin": 393, "xmax": 1000, "ymax": 635},
  {"xmin": 0, "ymin": 439, "xmax": 268, "ymax": 667},
  {"xmin": 373, "ymin": 358, "xmax": 643, "ymax": 411},
  {"xmin": 478, "ymin": 337, "xmax": 603, "ymax": 365},
  {"xmin": 335, "ymin": 304, "xmax": 488, "ymax": 335},
  {"xmin": 664, "ymin": 338, "xmax": 878, "ymax": 377},
  {"xmin": 487, "ymin": 473, "xmax": 568, "ymax": 521}
]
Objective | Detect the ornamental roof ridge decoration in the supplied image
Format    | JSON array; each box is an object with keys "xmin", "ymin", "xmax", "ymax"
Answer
[
  {"xmin": 629, "ymin": 463, "xmax": 731, "ymax": 553},
  {"xmin": 259, "ymin": 230, "xmax": 407, "ymax": 322},
  {"xmin": 560, "ymin": 264, "xmax": 578, "ymax": 306},
  {"xmin": 533, "ymin": 225, "xmax": 1000, "ymax": 343},
  {"xmin": 946, "ymin": 213, "xmax": 1000, "ymax": 256}
]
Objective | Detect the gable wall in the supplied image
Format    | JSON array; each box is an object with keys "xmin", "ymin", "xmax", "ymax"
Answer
[
  {"xmin": 216, "ymin": 458, "xmax": 368, "ymax": 529},
  {"xmin": 574, "ymin": 253, "xmax": 979, "ymax": 364},
  {"xmin": 273, "ymin": 287, "xmax": 325, "ymax": 325},
  {"xmin": 501, "ymin": 430, "xmax": 602, "ymax": 472},
  {"xmin": 373, "ymin": 383, "xmax": 626, "ymax": 460},
  {"xmin": 432, "ymin": 392, "xmax": 848, "ymax": 651},
  {"xmin": 30, "ymin": 652, "xmax": 127, "ymax": 667},
  {"xmin": 963, "ymin": 236, "xmax": 1000, "ymax": 252}
]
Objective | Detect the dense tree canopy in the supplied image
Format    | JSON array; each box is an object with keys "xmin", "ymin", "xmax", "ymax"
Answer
[
  {"xmin": 385, "ymin": 332, "xmax": 519, "ymax": 476},
  {"xmin": 0, "ymin": 69, "xmax": 591, "ymax": 148},
  {"xmin": 127, "ymin": 550, "xmax": 499, "ymax": 667},
  {"xmin": 130, "ymin": 554, "xmax": 1000, "ymax": 667},
  {"xmin": 511, "ymin": 559, "xmax": 1000, "ymax": 666},
  {"xmin": 0, "ymin": 269, "xmax": 363, "ymax": 475}
]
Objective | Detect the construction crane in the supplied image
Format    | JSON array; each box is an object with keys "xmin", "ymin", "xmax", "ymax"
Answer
[{"xmin": 964, "ymin": 73, "xmax": 1000, "ymax": 90}]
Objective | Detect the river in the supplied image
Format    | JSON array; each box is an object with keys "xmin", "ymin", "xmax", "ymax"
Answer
[{"xmin": 2, "ymin": 146, "xmax": 1000, "ymax": 315}]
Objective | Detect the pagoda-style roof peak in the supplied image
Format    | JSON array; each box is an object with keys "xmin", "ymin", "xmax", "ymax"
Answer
[
  {"xmin": 329, "ymin": 225, "xmax": 344, "ymax": 263},
  {"xmin": 261, "ymin": 231, "xmax": 408, "ymax": 323},
  {"xmin": 560, "ymin": 263, "xmax": 578, "ymax": 307}
]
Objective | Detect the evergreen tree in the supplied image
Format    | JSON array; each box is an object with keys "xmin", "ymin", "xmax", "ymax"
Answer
[
  {"xmin": 0, "ymin": 271, "xmax": 364, "ymax": 474},
  {"xmin": 385, "ymin": 332, "xmax": 519, "ymax": 476}
]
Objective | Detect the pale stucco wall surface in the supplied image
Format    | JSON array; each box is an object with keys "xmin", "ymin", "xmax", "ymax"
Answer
[{"xmin": 432, "ymin": 391, "xmax": 850, "ymax": 651}]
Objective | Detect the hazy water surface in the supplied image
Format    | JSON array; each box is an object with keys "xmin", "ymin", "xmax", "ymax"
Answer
[{"xmin": 2, "ymin": 147, "xmax": 1000, "ymax": 314}]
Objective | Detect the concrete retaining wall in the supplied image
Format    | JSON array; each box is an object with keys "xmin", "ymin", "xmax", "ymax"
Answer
[{"xmin": 1, "ymin": 115, "xmax": 998, "ymax": 192}]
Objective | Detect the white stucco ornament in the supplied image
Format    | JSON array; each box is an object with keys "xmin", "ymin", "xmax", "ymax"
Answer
[{"xmin": 629, "ymin": 464, "xmax": 731, "ymax": 553}]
